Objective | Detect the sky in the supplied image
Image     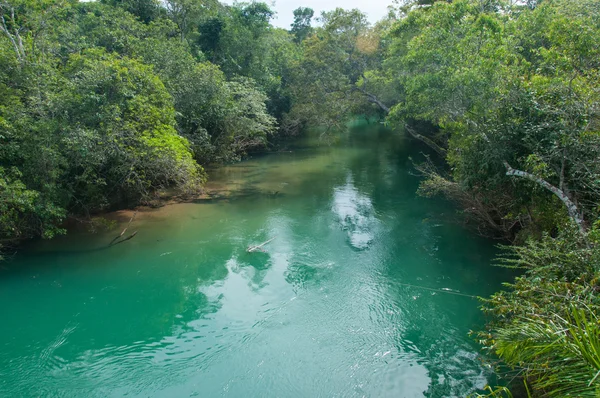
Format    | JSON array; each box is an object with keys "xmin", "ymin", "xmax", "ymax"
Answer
[{"xmin": 223, "ymin": 0, "xmax": 393, "ymax": 29}]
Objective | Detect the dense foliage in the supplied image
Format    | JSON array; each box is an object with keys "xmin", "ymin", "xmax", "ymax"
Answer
[{"xmin": 0, "ymin": 0, "xmax": 299, "ymax": 247}]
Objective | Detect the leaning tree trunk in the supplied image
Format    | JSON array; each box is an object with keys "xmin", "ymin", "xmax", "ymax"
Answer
[
  {"xmin": 357, "ymin": 88, "xmax": 447, "ymax": 157},
  {"xmin": 503, "ymin": 162, "xmax": 587, "ymax": 236},
  {"xmin": 403, "ymin": 124, "xmax": 447, "ymax": 158}
]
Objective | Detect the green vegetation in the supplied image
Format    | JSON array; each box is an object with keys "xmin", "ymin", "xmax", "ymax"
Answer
[
  {"xmin": 1, "ymin": 0, "xmax": 599, "ymax": 395},
  {"xmin": 0, "ymin": 0, "xmax": 293, "ymax": 246},
  {"xmin": 283, "ymin": 0, "xmax": 600, "ymax": 395}
]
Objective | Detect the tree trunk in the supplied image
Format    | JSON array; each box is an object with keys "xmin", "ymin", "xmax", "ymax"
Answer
[
  {"xmin": 357, "ymin": 87, "xmax": 390, "ymax": 113},
  {"xmin": 0, "ymin": 13, "xmax": 24, "ymax": 62},
  {"xmin": 503, "ymin": 162, "xmax": 587, "ymax": 236},
  {"xmin": 403, "ymin": 124, "xmax": 447, "ymax": 158},
  {"xmin": 356, "ymin": 87, "xmax": 448, "ymax": 157}
]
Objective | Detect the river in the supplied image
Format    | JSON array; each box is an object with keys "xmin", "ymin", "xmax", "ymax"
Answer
[{"xmin": 0, "ymin": 122, "xmax": 512, "ymax": 397}]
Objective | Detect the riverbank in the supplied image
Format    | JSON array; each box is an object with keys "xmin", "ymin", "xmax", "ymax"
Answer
[{"xmin": 62, "ymin": 125, "xmax": 382, "ymax": 238}]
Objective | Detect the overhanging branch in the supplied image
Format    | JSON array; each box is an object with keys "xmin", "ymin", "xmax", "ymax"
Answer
[
  {"xmin": 503, "ymin": 161, "xmax": 587, "ymax": 236},
  {"xmin": 355, "ymin": 85, "xmax": 447, "ymax": 157}
]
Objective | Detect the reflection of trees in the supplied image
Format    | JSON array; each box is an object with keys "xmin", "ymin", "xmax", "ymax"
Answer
[
  {"xmin": 284, "ymin": 261, "xmax": 318, "ymax": 293},
  {"xmin": 332, "ymin": 176, "xmax": 378, "ymax": 250},
  {"xmin": 0, "ymin": 240, "xmax": 234, "ymax": 395},
  {"xmin": 376, "ymin": 233, "xmax": 503, "ymax": 395}
]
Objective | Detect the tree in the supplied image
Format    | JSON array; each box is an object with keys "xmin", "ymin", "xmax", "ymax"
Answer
[
  {"xmin": 212, "ymin": 2, "xmax": 274, "ymax": 81},
  {"xmin": 0, "ymin": 168, "xmax": 65, "ymax": 241},
  {"xmin": 0, "ymin": 1, "xmax": 26, "ymax": 63},
  {"xmin": 0, "ymin": 0, "xmax": 76, "ymax": 63},
  {"xmin": 101, "ymin": 0, "xmax": 162, "ymax": 23},
  {"xmin": 196, "ymin": 16, "xmax": 224, "ymax": 61},
  {"xmin": 165, "ymin": 0, "xmax": 218, "ymax": 42},
  {"xmin": 0, "ymin": 0, "xmax": 286, "ymax": 248},
  {"xmin": 382, "ymin": 0, "xmax": 600, "ymax": 393},
  {"xmin": 290, "ymin": 6, "xmax": 313, "ymax": 43},
  {"xmin": 57, "ymin": 50, "xmax": 204, "ymax": 208},
  {"xmin": 221, "ymin": 77, "xmax": 277, "ymax": 158}
]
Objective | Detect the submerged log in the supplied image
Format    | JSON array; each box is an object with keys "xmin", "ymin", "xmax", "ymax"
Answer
[
  {"xmin": 109, "ymin": 212, "xmax": 138, "ymax": 247},
  {"xmin": 247, "ymin": 237, "xmax": 275, "ymax": 253},
  {"xmin": 110, "ymin": 231, "xmax": 138, "ymax": 246}
]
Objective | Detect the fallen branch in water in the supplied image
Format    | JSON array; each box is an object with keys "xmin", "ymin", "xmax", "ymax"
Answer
[
  {"xmin": 109, "ymin": 211, "xmax": 138, "ymax": 246},
  {"xmin": 247, "ymin": 237, "xmax": 275, "ymax": 253},
  {"xmin": 110, "ymin": 231, "xmax": 138, "ymax": 246}
]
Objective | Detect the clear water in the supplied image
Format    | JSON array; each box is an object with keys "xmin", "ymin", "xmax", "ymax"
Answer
[{"xmin": 0, "ymin": 124, "xmax": 512, "ymax": 397}]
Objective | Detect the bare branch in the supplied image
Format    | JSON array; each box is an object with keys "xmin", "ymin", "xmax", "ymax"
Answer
[
  {"xmin": 0, "ymin": 13, "xmax": 22, "ymax": 62},
  {"xmin": 354, "ymin": 85, "xmax": 448, "ymax": 157},
  {"xmin": 356, "ymin": 86, "xmax": 390, "ymax": 113},
  {"xmin": 504, "ymin": 161, "xmax": 587, "ymax": 236},
  {"xmin": 0, "ymin": 2, "xmax": 26, "ymax": 62},
  {"xmin": 404, "ymin": 124, "xmax": 447, "ymax": 157},
  {"xmin": 109, "ymin": 211, "xmax": 138, "ymax": 246}
]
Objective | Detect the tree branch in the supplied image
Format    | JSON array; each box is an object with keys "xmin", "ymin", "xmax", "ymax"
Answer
[
  {"xmin": 354, "ymin": 85, "xmax": 448, "ymax": 157},
  {"xmin": 404, "ymin": 124, "xmax": 447, "ymax": 157},
  {"xmin": 356, "ymin": 86, "xmax": 390, "ymax": 113},
  {"xmin": 503, "ymin": 161, "xmax": 587, "ymax": 236},
  {"xmin": 0, "ymin": 2, "xmax": 26, "ymax": 62},
  {"xmin": 0, "ymin": 14, "xmax": 22, "ymax": 62}
]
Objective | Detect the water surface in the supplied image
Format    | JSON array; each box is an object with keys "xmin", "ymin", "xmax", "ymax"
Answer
[{"xmin": 0, "ymin": 124, "xmax": 511, "ymax": 397}]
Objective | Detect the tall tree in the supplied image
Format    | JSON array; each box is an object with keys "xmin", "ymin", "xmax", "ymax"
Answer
[
  {"xmin": 101, "ymin": 0, "xmax": 162, "ymax": 23},
  {"xmin": 290, "ymin": 6, "xmax": 313, "ymax": 43}
]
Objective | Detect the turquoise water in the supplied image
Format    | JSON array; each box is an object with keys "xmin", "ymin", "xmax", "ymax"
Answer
[{"xmin": 0, "ymin": 125, "xmax": 511, "ymax": 397}]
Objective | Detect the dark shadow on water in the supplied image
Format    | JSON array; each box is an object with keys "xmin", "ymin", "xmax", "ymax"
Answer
[{"xmin": 240, "ymin": 251, "xmax": 271, "ymax": 271}]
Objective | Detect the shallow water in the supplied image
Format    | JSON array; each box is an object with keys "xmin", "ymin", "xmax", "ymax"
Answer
[{"xmin": 0, "ymin": 124, "xmax": 512, "ymax": 397}]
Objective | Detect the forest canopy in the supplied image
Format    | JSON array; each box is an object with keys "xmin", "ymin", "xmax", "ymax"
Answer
[{"xmin": 0, "ymin": 0, "xmax": 288, "ymax": 241}]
